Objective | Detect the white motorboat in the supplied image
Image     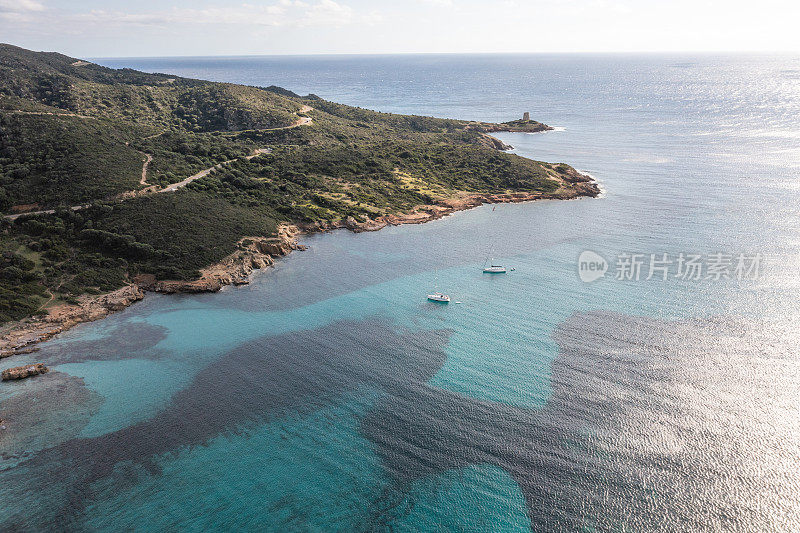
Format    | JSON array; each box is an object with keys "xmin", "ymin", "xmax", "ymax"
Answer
[{"xmin": 427, "ymin": 292, "xmax": 451, "ymax": 303}]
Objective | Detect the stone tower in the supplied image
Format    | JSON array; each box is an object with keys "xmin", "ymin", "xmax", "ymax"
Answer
[{"xmin": 523, "ymin": 111, "xmax": 530, "ymax": 122}]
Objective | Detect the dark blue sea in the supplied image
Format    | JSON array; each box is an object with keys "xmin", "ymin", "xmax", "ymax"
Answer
[{"xmin": 1, "ymin": 53, "xmax": 799, "ymax": 531}]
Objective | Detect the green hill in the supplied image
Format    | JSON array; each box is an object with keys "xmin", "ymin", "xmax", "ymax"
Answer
[
  {"xmin": 0, "ymin": 113, "xmax": 144, "ymax": 207},
  {"xmin": 0, "ymin": 43, "xmax": 597, "ymax": 325}
]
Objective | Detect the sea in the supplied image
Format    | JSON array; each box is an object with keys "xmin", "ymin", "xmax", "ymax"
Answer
[{"xmin": 1, "ymin": 54, "xmax": 799, "ymax": 531}]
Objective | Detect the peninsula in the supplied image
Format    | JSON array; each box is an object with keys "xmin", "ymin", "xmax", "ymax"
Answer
[{"xmin": 0, "ymin": 44, "xmax": 598, "ymax": 354}]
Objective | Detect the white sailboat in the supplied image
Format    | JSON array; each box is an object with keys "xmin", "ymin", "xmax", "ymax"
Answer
[
  {"xmin": 428, "ymin": 274, "xmax": 451, "ymax": 302},
  {"xmin": 482, "ymin": 223, "xmax": 511, "ymax": 273},
  {"xmin": 483, "ymin": 261, "xmax": 507, "ymax": 273}
]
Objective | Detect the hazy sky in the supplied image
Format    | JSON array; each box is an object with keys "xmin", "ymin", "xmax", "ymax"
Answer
[{"xmin": 1, "ymin": 0, "xmax": 799, "ymax": 57}]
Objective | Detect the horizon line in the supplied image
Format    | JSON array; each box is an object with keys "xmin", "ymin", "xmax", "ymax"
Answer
[{"xmin": 86, "ymin": 49, "xmax": 800, "ymax": 61}]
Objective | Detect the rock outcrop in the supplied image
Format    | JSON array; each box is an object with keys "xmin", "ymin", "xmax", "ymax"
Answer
[
  {"xmin": 477, "ymin": 133, "xmax": 514, "ymax": 151},
  {"xmin": 468, "ymin": 121, "xmax": 553, "ymax": 134},
  {"xmin": 2, "ymin": 363, "xmax": 48, "ymax": 381},
  {"xmin": 0, "ymin": 346, "xmax": 39, "ymax": 359}
]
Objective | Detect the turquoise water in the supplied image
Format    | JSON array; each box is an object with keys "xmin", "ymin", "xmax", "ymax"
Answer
[{"xmin": 1, "ymin": 54, "xmax": 799, "ymax": 530}]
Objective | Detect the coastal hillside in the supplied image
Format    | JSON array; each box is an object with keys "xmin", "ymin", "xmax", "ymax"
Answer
[{"xmin": 0, "ymin": 44, "xmax": 597, "ymax": 327}]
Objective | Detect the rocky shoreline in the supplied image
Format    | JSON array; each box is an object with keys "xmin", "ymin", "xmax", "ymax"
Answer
[
  {"xmin": 0, "ymin": 284, "xmax": 146, "ymax": 357},
  {"xmin": 133, "ymin": 225, "xmax": 304, "ymax": 294},
  {"xmin": 300, "ymin": 167, "xmax": 599, "ymax": 233},
  {"xmin": 0, "ymin": 172, "xmax": 598, "ymax": 357},
  {"xmin": 0, "ymin": 226, "xmax": 302, "ymax": 355}
]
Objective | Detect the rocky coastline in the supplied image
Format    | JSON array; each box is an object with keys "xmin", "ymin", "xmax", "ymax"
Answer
[
  {"xmin": 0, "ymin": 172, "xmax": 598, "ymax": 357},
  {"xmin": 0, "ymin": 226, "xmax": 303, "ymax": 356},
  {"xmin": 0, "ymin": 284, "xmax": 145, "ymax": 357},
  {"xmin": 300, "ymin": 167, "xmax": 599, "ymax": 233},
  {"xmin": 134, "ymin": 225, "xmax": 304, "ymax": 294}
]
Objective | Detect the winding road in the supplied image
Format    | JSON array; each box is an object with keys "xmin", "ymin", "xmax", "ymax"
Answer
[
  {"xmin": 3, "ymin": 105, "xmax": 313, "ymax": 220},
  {"xmin": 7, "ymin": 110, "xmax": 95, "ymax": 119},
  {"xmin": 160, "ymin": 158, "xmax": 238, "ymax": 192},
  {"xmin": 140, "ymin": 153, "xmax": 153, "ymax": 186}
]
